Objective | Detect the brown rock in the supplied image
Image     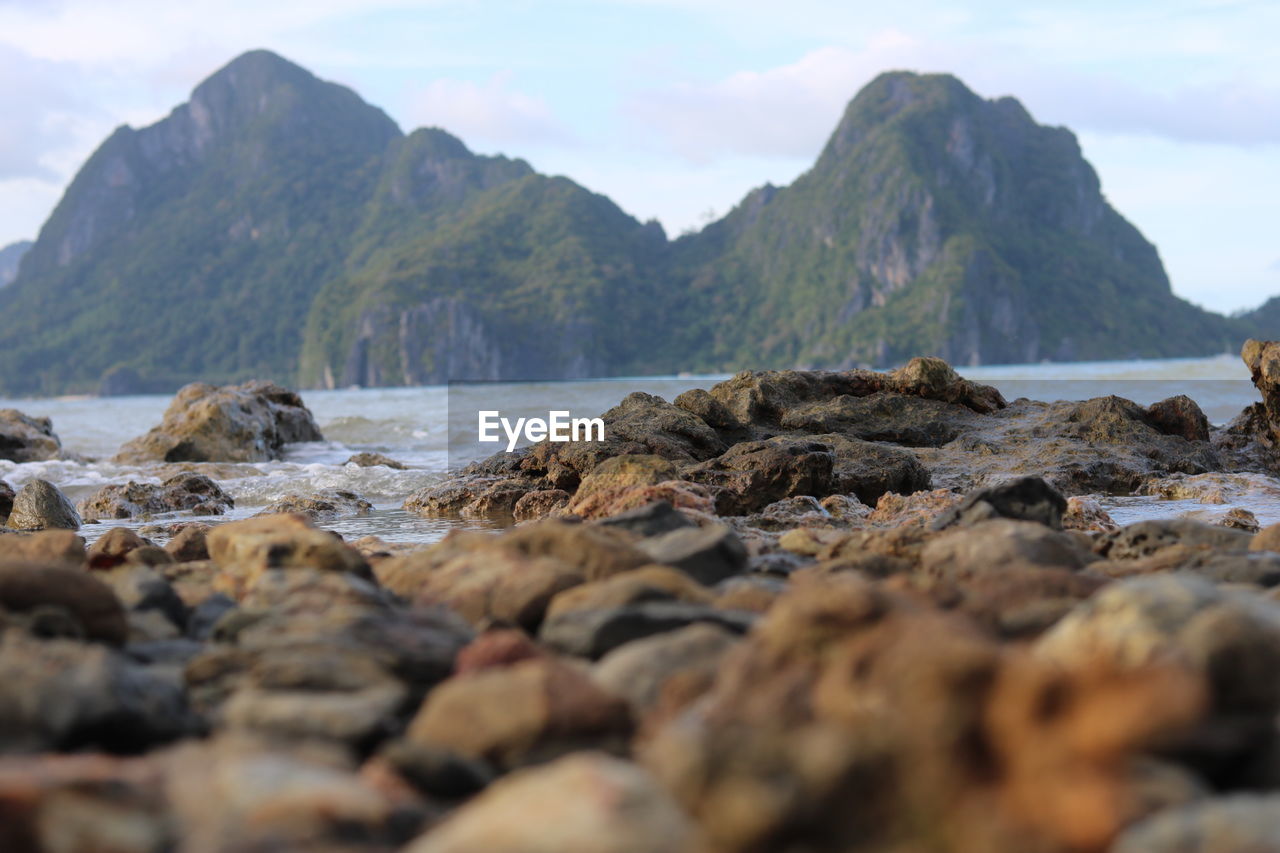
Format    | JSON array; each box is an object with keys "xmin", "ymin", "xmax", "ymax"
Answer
[
  {"xmin": 346, "ymin": 451, "xmax": 408, "ymax": 469},
  {"xmin": 78, "ymin": 473, "xmax": 233, "ymax": 522},
  {"xmin": 0, "ymin": 409, "xmax": 61, "ymax": 463},
  {"xmin": 545, "ymin": 566, "xmax": 711, "ymax": 620},
  {"xmin": 513, "ymin": 488, "xmax": 572, "ymax": 521},
  {"xmin": 205, "ymin": 513, "xmax": 369, "ymax": 583},
  {"xmin": 6, "ymin": 479, "xmax": 80, "ymax": 531},
  {"xmin": 684, "ymin": 438, "xmax": 835, "ymax": 515},
  {"xmin": 1145, "ymin": 395, "xmax": 1211, "ymax": 442},
  {"xmin": 164, "ymin": 523, "xmax": 212, "ymax": 562},
  {"xmin": 0, "ymin": 529, "xmax": 86, "ymax": 564},
  {"xmin": 0, "ymin": 560, "xmax": 127, "ymax": 644},
  {"xmin": 87, "ymin": 527, "xmax": 152, "ymax": 561}
]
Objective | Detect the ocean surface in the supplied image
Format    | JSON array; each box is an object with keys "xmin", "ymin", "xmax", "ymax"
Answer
[{"xmin": 2, "ymin": 354, "xmax": 1276, "ymax": 545}]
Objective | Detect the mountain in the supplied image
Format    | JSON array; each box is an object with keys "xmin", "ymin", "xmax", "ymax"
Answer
[
  {"xmin": 0, "ymin": 240, "xmax": 31, "ymax": 289},
  {"xmin": 0, "ymin": 52, "xmax": 1266, "ymax": 395}
]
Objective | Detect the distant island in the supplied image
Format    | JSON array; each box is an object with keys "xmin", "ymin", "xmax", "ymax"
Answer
[{"xmin": 0, "ymin": 49, "xmax": 1272, "ymax": 397}]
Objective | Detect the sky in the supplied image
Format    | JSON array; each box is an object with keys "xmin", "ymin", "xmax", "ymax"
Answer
[{"xmin": 0, "ymin": 0, "xmax": 1277, "ymax": 314}]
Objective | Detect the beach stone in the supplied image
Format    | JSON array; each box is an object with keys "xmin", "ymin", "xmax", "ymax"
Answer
[
  {"xmin": 113, "ymin": 380, "xmax": 323, "ymax": 464},
  {"xmin": 406, "ymin": 658, "xmax": 631, "ymax": 769},
  {"xmin": 867, "ymin": 488, "xmax": 963, "ymax": 527},
  {"xmin": 403, "ymin": 753, "xmax": 693, "ymax": 853},
  {"xmin": 596, "ymin": 500, "xmax": 695, "ymax": 538},
  {"xmin": 1113, "ymin": 793, "xmax": 1280, "ymax": 852},
  {"xmin": 0, "ymin": 480, "xmax": 12, "ymax": 526},
  {"xmin": 164, "ymin": 523, "xmax": 211, "ymax": 562},
  {"xmin": 1215, "ymin": 507, "xmax": 1260, "ymax": 532},
  {"xmin": 568, "ymin": 454, "xmax": 680, "ymax": 514},
  {"xmin": 404, "ymin": 476, "xmax": 533, "ymax": 518},
  {"xmin": 495, "ymin": 520, "xmax": 651, "ymax": 581},
  {"xmin": 593, "ymin": 622, "xmax": 737, "ymax": 715},
  {"xmin": 545, "ymin": 567, "xmax": 712, "ymax": 621},
  {"xmin": 569, "ymin": 479, "xmax": 716, "ymax": 521},
  {"xmin": 96, "ymin": 564, "xmax": 187, "ymax": 630},
  {"xmin": 0, "ymin": 561, "xmax": 128, "ymax": 644},
  {"xmin": 86, "ymin": 527, "xmax": 152, "ymax": 561},
  {"xmin": 932, "ymin": 476, "xmax": 1067, "ymax": 530},
  {"xmin": 454, "ymin": 629, "xmax": 546, "ymax": 675},
  {"xmin": 512, "ymin": 488, "xmax": 572, "ymax": 521},
  {"xmin": 0, "ymin": 631, "xmax": 191, "ymax": 752},
  {"xmin": 805, "ymin": 434, "xmax": 930, "ymax": 504},
  {"xmin": 78, "ymin": 473, "xmax": 233, "ymax": 522},
  {"xmin": 1064, "ymin": 495, "xmax": 1118, "ymax": 532},
  {"xmin": 0, "ymin": 529, "xmax": 86, "ymax": 564},
  {"xmin": 1146, "ymin": 394, "xmax": 1211, "ymax": 443},
  {"xmin": 257, "ymin": 489, "xmax": 373, "ymax": 521},
  {"xmin": 0, "ymin": 409, "xmax": 61, "ymax": 462},
  {"xmin": 684, "ymin": 438, "xmax": 835, "ymax": 515},
  {"xmin": 539, "ymin": 600, "xmax": 756, "ymax": 660},
  {"xmin": 638, "ymin": 523, "xmax": 747, "ymax": 584},
  {"xmin": 1097, "ymin": 519, "xmax": 1253, "ymax": 560},
  {"xmin": 205, "ymin": 513, "xmax": 369, "ymax": 583},
  {"xmin": 919, "ymin": 519, "xmax": 1093, "ymax": 579},
  {"xmin": 377, "ymin": 739, "xmax": 497, "ymax": 799},
  {"xmin": 347, "ymin": 451, "xmax": 408, "ymax": 469},
  {"xmin": 6, "ymin": 480, "xmax": 80, "ymax": 531}
]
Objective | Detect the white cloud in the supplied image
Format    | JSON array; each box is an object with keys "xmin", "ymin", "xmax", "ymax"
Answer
[{"xmin": 407, "ymin": 74, "xmax": 572, "ymax": 148}]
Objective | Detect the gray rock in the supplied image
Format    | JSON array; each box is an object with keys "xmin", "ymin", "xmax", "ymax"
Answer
[
  {"xmin": 932, "ymin": 475, "xmax": 1067, "ymax": 530},
  {"xmin": 6, "ymin": 479, "xmax": 81, "ymax": 530},
  {"xmin": 1113, "ymin": 793, "xmax": 1280, "ymax": 852},
  {"xmin": 639, "ymin": 523, "xmax": 748, "ymax": 584},
  {"xmin": 79, "ymin": 473, "xmax": 233, "ymax": 521},
  {"xmin": 346, "ymin": 451, "xmax": 408, "ymax": 469},
  {"xmin": 593, "ymin": 622, "xmax": 738, "ymax": 713},
  {"xmin": 596, "ymin": 500, "xmax": 695, "ymax": 538},
  {"xmin": 539, "ymin": 600, "xmax": 756, "ymax": 659},
  {"xmin": 0, "ymin": 409, "xmax": 61, "ymax": 463}
]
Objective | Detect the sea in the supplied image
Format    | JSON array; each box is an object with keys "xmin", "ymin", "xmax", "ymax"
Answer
[{"xmin": 3, "ymin": 354, "xmax": 1278, "ymax": 546}]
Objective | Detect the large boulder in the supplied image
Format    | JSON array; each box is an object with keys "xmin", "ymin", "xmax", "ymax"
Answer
[
  {"xmin": 114, "ymin": 381, "xmax": 322, "ymax": 464},
  {"xmin": 0, "ymin": 410, "xmax": 60, "ymax": 463},
  {"xmin": 5, "ymin": 480, "xmax": 80, "ymax": 531},
  {"xmin": 683, "ymin": 439, "xmax": 835, "ymax": 515}
]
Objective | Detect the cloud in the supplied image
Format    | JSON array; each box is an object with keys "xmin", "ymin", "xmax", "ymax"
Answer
[
  {"xmin": 407, "ymin": 74, "xmax": 572, "ymax": 148},
  {"xmin": 0, "ymin": 45, "xmax": 99, "ymax": 181}
]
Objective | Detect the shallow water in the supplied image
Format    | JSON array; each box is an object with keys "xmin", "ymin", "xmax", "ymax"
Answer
[{"xmin": 0, "ymin": 354, "xmax": 1271, "ymax": 545}]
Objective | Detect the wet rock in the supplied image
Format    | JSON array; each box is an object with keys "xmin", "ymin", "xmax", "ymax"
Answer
[
  {"xmin": 684, "ymin": 438, "xmax": 834, "ymax": 515},
  {"xmin": 1097, "ymin": 519, "xmax": 1253, "ymax": 560},
  {"xmin": 539, "ymin": 600, "xmax": 756, "ymax": 659},
  {"xmin": 1064, "ymin": 495, "xmax": 1119, "ymax": 532},
  {"xmin": 638, "ymin": 523, "xmax": 748, "ymax": 585},
  {"xmin": 1113, "ymin": 793, "xmax": 1280, "ymax": 852},
  {"xmin": 403, "ymin": 753, "xmax": 693, "ymax": 853},
  {"xmin": 593, "ymin": 622, "xmax": 737, "ymax": 715},
  {"xmin": 347, "ymin": 451, "xmax": 409, "ymax": 469},
  {"xmin": 378, "ymin": 739, "xmax": 497, "ymax": 799},
  {"xmin": 86, "ymin": 527, "xmax": 152, "ymax": 561},
  {"xmin": 163, "ymin": 523, "xmax": 211, "ymax": 562},
  {"xmin": 0, "ymin": 479, "xmax": 12, "ymax": 526},
  {"xmin": 0, "ymin": 631, "xmax": 191, "ymax": 752},
  {"xmin": 1141, "ymin": 471, "xmax": 1280, "ymax": 504},
  {"xmin": 0, "ymin": 561, "xmax": 128, "ymax": 644},
  {"xmin": 545, "ymin": 567, "xmax": 712, "ymax": 621},
  {"xmin": 1215, "ymin": 506, "xmax": 1260, "ymax": 532},
  {"xmin": 0, "ymin": 529, "xmax": 86, "ymax": 564},
  {"xmin": 512, "ymin": 488, "xmax": 572, "ymax": 521},
  {"xmin": 258, "ymin": 489, "xmax": 373, "ymax": 521},
  {"xmin": 596, "ymin": 500, "xmax": 695, "ymax": 538},
  {"xmin": 114, "ymin": 380, "xmax": 323, "ymax": 464},
  {"xmin": 1146, "ymin": 394, "xmax": 1211, "ymax": 443},
  {"xmin": 932, "ymin": 476, "xmax": 1067, "ymax": 530},
  {"xmin": 404, "ymin": 476, "xmax": 533, "ymax": 518},
  {"xmin": 205, "ymin": 513, "xmax": 370, "ymax": 589},
  {"xmin": 406, "ymin": 658, "xmax": 631, "ymax": 769},
  {"xmin": 0, "ymin": 409, "xmax": 61, "ymax": 462},
  {"xmin": 6, "ymin": 479, "xmax": 80, "ymax": 531},
  {"xmin": 79, "ymin": 473, "xmax": 234, "ymax": 522}
]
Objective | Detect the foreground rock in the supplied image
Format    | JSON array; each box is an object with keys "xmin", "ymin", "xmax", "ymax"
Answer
[
  {"xmin": 0, "ymin": 409, "xmax": 60, "ymax": 462},
  {"xmin": 5, "ymin": 479, "xmax": 80, "ymax": 530},
  {"xmin": 78, "ymin": 472, "xmax": 234, "ymax": 521},
  {"xmin": 114, "ymin": 380, "xmax": 323, "ymax": 464}
]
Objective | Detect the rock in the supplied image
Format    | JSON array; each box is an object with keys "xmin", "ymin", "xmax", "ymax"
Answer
[
  {"xmin": 1097, "ymin": 519, "xmax": 1253, "ymax": 560},
  {"xmin": 593, "ymin": 622, "xmax": 737, "ymax": 715},
  {"xmin": 454, "ymin": 629, "xmax": 546, "ymax": 675},
  {"xmin": 567, "ymin": 480, "xmax": 716, "ymax": 521},
  {"xmin": 404, "ymin": 476, "xmax": 533, "ymax": 518},
  {"xmin": 743, "ymin": 496, "xmax": 840, "ymax": 532},
  {"xmin": 87, "ymin": 527, "xmax": 152, "ymax": 561},
  {"xmin": 567, "ymin": 454, "xmax": 680, "ymax": 515},
  {"xmin": 0, "ymin": 529, "xmax": 86, "ymax": 564},
  {"xmin": 164, "ymin": 523, "xmax": 212, "ymax": 562},
  {"xmin": 932, "ymin": 476, "xmax": 1067, "ymax": 530},
  {"xmin": 78, "ymin": 473, "xmax": 234, "ymax": 522},
  {"xmin": 539, "ymin": 600, "xmax": 756, "ymax": 659},
  {"xmin": 596, "ymin": 500, "xmax": 695, "ymax": 538},
  {"xmin": 497, "ymin": 520, "xmax": 651, "ymax": 581},
  {"xmin": 545, "ymin": 567, "xmax": 712, "ymax": 621},
  {"xmin": 257, "ymin": 489, "xmax": 373, "ymax": 521},
  {"xmin": 205, "ymin": 513, "xmax": 369, "ymax": 587},
  {"xmin": 402, "ymin": 753, "xmax": 693, "ymax": 853},
  {"xmin": 6, "ymin": 479, "xmax": 80, "ymax": 531},
  {"xmin": 0, "ymin": 409, "xmax": 61, "ymax": 462},
  {"xmin": 347, "ymin": 451, "xmax": 409, "ymax": 469},
  {"xmin": 0, "ymin": 631, "xmax": 191, "ymax": 752},
  {"xmin": 378, "ymin": 739, "xmax": 497, "ymax": 799},
  {"xmin": 1113, "ymin": 793, "xmax": 1280, "ymax": 852},
  {"xmin": 0, "ymin": 480, "xmax": 12, "ymax": 526},
  {"xmin": 683, "ymin": 438, "xmax": 835, "ymax": 515},
  {"xmin": 1064, "ymin": 495, "xmax": 1118, "ymax": 532},
  {"xmin": 1146, "ymin": 394, "xmax": 1211, "ymax": 443},
  {"xmin": 780, "ymin": 391, "xmax": 981, "ymax": 447},
  {"xmin": 0, "ymin": 561, "xmax": 128, "ymax": 644},
  {"xmin": 807, "ymin": 434, "xmax": 931, "ymax": 504},
  {"xmin": 1243, "ymin": 338, "xmax": 1280, "ymax": 442},
  {"xmin": 113, "ymin": 380, "xmax": 323, "ymax": 464},
  {"xmin": 513, "ymin": 488, "xmax": 572, "ymax": 521},
  {"xmin": 406, "ymin": 658, "xmax": 631, "ymax": 769},
  {"xmin": 866, "ymin": 489, "xmax": 963, "ymax": 527},
  {"xmin": 1215, "ymin": 507, "xmax": 1260, "ymax": 532},
  {"xmin": 96, "ymin": 563, "xmax": 187, "ymax": 631},
  {"xmin": 637, "ymin": 523, "xmax": 748, "ymax": 585},
  {"xmin": 919, "ymin": 519, "xmax": 1094, "ymax": 579}
]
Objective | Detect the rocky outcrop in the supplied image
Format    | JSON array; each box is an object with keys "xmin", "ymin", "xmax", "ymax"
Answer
[
  {"xmin": 78, "ymin": 473, "xmax": 233, "ymax": 521},
  {"xmin": 0, "ymin": 410, "xmax": 61, "ymax": 463},
  {"xmin": 114, "ymin": 380, "xmax": 322, "ymax": 464}
]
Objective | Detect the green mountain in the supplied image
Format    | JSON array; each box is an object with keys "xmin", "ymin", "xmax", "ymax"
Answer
[
  {"xmin": 0, "ymin": 52, "xmax": 1266, "ymax": 395},
  {"xmin": 0, "ymin": 240, "xmax": 32, "ymax": 289}
]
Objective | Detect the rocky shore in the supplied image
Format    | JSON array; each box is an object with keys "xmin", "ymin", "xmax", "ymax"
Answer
[{"xmin": 4, "ymin": 347, "xmax": 1280, "ymax": 851}]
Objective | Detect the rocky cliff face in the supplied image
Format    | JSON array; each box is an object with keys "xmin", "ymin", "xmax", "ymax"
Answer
[
  {"xmin": 0, "ymin": 55, "xmax": 1260, "ymax": 395},
  {"xmin": 0, "ymin": 240, "xmax": 31, "ymax": 289}
]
